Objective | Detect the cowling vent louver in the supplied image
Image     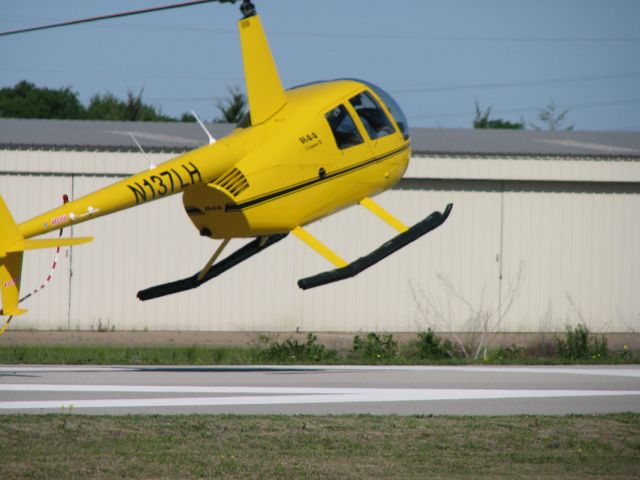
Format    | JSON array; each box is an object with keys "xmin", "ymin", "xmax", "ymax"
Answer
[{"xmin": 211, "ymin": 167, "xmax": 250, "ymax": 197}]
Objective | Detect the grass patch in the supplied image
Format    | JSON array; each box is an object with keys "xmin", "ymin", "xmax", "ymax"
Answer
[
  {"xmin": 0, "ymin": 345, "xmax": 249, "ymax": 365},
  {"xmin": 0, "ymin": 341, "xmax": 636, "ymax": 365},
  {"xmin": 0, "ymin": 327, "xmax": 637, "ymax": 365},
  {"xmin": 1, "ymin": 414, "xmax": 639, "ymax": 479}
]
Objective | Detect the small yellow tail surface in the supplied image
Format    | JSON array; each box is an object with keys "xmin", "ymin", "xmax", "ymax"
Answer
[
  {"xmin": 0, "ymin": 194, "xmax": 93, "ymax": 316},
  {"xmin": 0, "ymin": 195, "xmax": 26, "ymax": 316},
  {"xmin": 0, "ymin": 252, "xmax": 25, "ymax": 316}
]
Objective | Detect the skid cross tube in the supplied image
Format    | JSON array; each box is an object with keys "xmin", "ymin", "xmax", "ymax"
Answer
[
  {"xmin": 137, "ymin": 233, "xmax": 287, "ymax": 301},
  {"xmin": 298, "ymin": 204, "xmax": 453, "ymax": 290}
]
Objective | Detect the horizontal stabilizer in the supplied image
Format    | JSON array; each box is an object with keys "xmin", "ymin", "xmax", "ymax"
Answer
[
  {"xmin": 138, "ymin": 234, "xmax": 287, "ymax": 301},
  {"xmin": 6, "ymin": 237, "xmax": 93, "ymax": 253},
  {"xmin": 298, "ymin": 204, "xmax": 453, "ymax": 290}
]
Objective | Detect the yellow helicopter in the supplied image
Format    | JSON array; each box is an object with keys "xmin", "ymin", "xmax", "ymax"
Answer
[{"xmin": 0, "ymin": 0, "xmax": 452, "ymax": 319}]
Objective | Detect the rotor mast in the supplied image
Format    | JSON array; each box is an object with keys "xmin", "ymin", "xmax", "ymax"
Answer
[{"xmin": 240, "ymin": 0, "xmax": 257, "ymax": 18}]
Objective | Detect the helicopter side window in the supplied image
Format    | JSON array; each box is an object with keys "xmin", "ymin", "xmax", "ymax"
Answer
[
  {"xmin": 349, "ymin": 91, "xmax": 395, "ymax": 140},
  {"xmin": 325, "ymin": 104, "xmax": 364, "ymax": 149}
]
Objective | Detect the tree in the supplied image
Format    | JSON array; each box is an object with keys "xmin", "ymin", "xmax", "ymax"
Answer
[
  {"xmin": 531, "ymin": 99, "xmax": 574, "ymax": 131},
  {"xmin": 215, "ymin": 85, "xmax": 247, "ymax": 124},
  {"xmin": 410, "ymin": 264, "xmax": 524, "ymax": 360},
  {"xmin": 0, "ymin": 80, "xmax": 247, "ymax": 123},
  {"xmin": 179, "ymin": 112, "xmax": 197, "ymax": 123},
  {"xmin": 0, "ymin": 80, "xmax": 85, "ymax": 119},
  {"xmin": 473, "ymin": 101, "xmax": 524, "ymax": 130},
  {"xmin": 86, "ymin": 89, "xmax": 173, "ymax": 122}
]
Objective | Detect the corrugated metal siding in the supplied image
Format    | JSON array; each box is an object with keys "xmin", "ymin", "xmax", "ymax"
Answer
[
  {"xmin": 406, "ymin": 155, "xmax": 640, "ymax": 182},
  {"xmin": 501, "ymin": 181, "xmax": 640, "ymax": 332},
  {"xmin": 1, "ymin": 150, "xmax": 172, "ymax": 175},
  {"xmin": 0, "ymin": 174, "xmax": 72, "ymax": 330},
  {"xmin": 1, "ymin": 150, "xmax": 639, "ymax": 332}
]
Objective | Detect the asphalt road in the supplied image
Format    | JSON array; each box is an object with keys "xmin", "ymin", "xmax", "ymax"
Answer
[{"xmin": 1, "ymin": 365, "xmax": 639, "ymax": 415}]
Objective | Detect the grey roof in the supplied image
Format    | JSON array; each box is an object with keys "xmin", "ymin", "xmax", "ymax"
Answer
[
  {"xmin": 1, "ymin": 118, "xmax": 639, "ymax": 157},
  {"xmin": 0, "ymin": 119, "xmax": 234, "ymax": 153},
  {"xmin": 409, "ymin": 128, "xmax": 640, "ymax": 157}
]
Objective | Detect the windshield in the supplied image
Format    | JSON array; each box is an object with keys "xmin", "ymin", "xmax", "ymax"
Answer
[
  {"xmin": 350, "ymin": 80, "xmax": 409, "ymax": 140},
  {"xmin": 349, "ymin": 91, "xmax": 395, "ymax": 140},
  {"xmin": 286, "ymin": 79, "xmax": 410, "ymax": 140}
]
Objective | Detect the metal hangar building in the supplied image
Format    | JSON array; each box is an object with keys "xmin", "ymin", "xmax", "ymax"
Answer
[{"xmin": 1, "ymin": 118, "xmax": 639, "ymax": 334}]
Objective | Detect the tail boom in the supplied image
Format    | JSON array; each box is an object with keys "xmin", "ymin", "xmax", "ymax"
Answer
[
  {"xmin": 0, "ymin": 195, "xmax": 91, "ymax": 316},
  {"xmin": 17, "ymin": 141, "xmax": 238, "ymax": 240}
]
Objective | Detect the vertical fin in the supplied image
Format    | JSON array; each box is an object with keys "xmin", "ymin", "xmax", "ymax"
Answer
[
  {"xmin": 238, "ymin": 14, "xmax": 286, "ymax": 125},
  {"xmin": 0, "ymin": 195, "xmax": 26, "ymax": 316},
  {"xmin": 0, "ymin": 194, "xmax": 22, "ymax": 255},
  {"xmin": 0, "ymin": 252, "xmax": 26, "ymax": 316}
]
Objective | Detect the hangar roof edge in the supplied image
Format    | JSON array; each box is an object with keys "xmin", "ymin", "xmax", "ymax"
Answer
[{"xmin": 1, "ymin": 118, "xmax": 639, "ymax": 158}]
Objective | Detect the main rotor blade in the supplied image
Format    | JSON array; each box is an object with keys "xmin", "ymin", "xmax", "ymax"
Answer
[{"xmin": 0, "ymin": 0, "xmax": 238, "ymax": 38}]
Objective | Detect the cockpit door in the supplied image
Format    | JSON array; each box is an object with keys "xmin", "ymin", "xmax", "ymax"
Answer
[{"xmin": 323, "ymin": 102, "xmax": 374, "ymax": 169}]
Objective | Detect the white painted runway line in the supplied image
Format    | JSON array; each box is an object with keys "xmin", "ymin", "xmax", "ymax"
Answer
[
  {"xmin": 1, "ymin": 365, "xmax": 639, "ymax": 377},
  {"xmin": 1, "ymin": 366, "xmax": 638, "ymax": 411},
  {"xmin": 1, "ymin": 384, "xmax": 639, "ymax": 410}
]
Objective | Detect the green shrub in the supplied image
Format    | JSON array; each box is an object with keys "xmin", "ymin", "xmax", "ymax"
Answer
[
  {"xmin": 620, "ymin": 344, "xmax": 633, "ymax": 361},
  {"xmin": 413, "ymin": 329, "xmax": 457, "ymax": 360},
  {"xmin": 495, "ymin": 344, "xmax": 526, "ymax": 361},
  {"xmin": 352, "ymin": 332, "xmax": 398, "ymax": 361},
  {"xmin": 556, "ymin": 324, "xmax": 609, "ymax": 360},
  {"xmin": 251, "ymin": 333, "xmax": 331, "ymax": 363}
]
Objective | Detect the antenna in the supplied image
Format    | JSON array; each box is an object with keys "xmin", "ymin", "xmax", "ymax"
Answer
[
  {"xmin": 129, "ymin": 132, "xmax": 145, "ymax": 153},
  {"xmin": 129, "ymin": 132, "xmax": 156, "ymax": 170},
  {"xmin": 191, "ymin": 110, "xmax": 216, "ymax": 144}
]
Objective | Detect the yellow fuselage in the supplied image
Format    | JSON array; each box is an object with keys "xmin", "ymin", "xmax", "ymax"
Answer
[
  {"xmin": 18, "ymin": 79, "xmax": 409, "ymax": 241},
  {"xmin": 184, "ymin": 79, "xmax": 410, "ymax": 238}
]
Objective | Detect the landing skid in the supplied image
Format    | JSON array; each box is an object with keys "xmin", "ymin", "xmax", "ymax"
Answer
[
  {"xmin": 298, "ymin": 203, "xmax": 453, "ymax": 290},
  {"xmin": 137, "ymin": 234, "xmax": 287, "ymax": 301},
  {"xmin": 138, "ymin": 203, "xmax": 451, "ymax": 299}
]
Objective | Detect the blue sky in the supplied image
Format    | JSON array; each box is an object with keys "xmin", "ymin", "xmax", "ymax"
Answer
[{"xmin": 1, "ymin": 0, "xmax": 639, "ymax": 131}]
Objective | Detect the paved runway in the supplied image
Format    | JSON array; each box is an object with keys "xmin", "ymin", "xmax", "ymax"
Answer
[{"xmin": 1, "ymin": 365, "xmax": 639, "ymax": 415}]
